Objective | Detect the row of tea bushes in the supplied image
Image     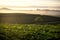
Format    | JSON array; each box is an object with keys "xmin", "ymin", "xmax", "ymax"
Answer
[{"xmin": 0, "ymin": 24, "xmax": 60, "ymax": 40}]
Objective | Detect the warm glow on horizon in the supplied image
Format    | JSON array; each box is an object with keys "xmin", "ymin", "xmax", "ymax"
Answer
[
  {"xmin": 0, "ymin": 0, "xmax": 60, "ymax": 6},
  {"xmin": 0, "ymin": 0, "xmax": 60, "ymax": 10}
]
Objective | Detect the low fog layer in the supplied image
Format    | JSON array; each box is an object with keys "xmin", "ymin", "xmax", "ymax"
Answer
[{"xmin": 0, "ymin": 8, "xmax": 60, "ymax": 17}]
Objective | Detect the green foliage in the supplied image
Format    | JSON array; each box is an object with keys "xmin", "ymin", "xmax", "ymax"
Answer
[{"xmin": 0, "ymin": 24, "xmax": 60, "ymax": 40}]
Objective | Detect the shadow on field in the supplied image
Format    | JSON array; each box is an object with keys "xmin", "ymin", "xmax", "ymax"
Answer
[{"xmin": 0, "ymin": 13, "xmax": 60, "ymax": 24}]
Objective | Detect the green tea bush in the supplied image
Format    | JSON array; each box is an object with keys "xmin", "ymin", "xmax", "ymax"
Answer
[{"xmin": 0, "ymin": 24, "xmax": 60, "ymax": 40}]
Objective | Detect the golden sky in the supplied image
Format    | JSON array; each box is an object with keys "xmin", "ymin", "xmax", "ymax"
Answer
[{"xmin": 0, "ymin": 0, "xmax": 60, "ymax": 6}]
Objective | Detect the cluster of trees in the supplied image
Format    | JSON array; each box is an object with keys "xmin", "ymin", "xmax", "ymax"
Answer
[{"xmin": 36, "ymin": 8, "xmax": 60, "ymax": 11}]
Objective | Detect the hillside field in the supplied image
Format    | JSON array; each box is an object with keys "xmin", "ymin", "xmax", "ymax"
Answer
[{"xmin": 0, "ymin": 24, "xmax": 60, "ymax": 40}]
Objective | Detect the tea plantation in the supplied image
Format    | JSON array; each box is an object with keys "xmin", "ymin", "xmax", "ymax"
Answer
[{"xmin": 0, "ymin": 24, "xmax": 60, "ymax": 40}]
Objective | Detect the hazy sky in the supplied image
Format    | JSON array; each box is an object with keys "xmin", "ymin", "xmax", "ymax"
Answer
[{"xmin": 0, "ymin": 0, "xmax": 60, "ymax": 6}]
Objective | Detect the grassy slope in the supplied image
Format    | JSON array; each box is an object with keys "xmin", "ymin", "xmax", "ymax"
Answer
[
  {"xmin": 0, "ymin": 24, "xmax": 60, "ymax": 40},
  {"xmin": 0, "ymin": 13, "xmax": 60, "ymax": 24}
]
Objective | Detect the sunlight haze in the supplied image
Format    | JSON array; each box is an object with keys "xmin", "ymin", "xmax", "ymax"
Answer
[{"xmin": 0, "ymin": 0, "xmax": 60, "ymax": 6}]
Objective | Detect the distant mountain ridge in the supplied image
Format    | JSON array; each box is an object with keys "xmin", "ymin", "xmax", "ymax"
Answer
[{"xmin": 0, "ymin": 8, "xmax": 11, "ymax": 10}]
